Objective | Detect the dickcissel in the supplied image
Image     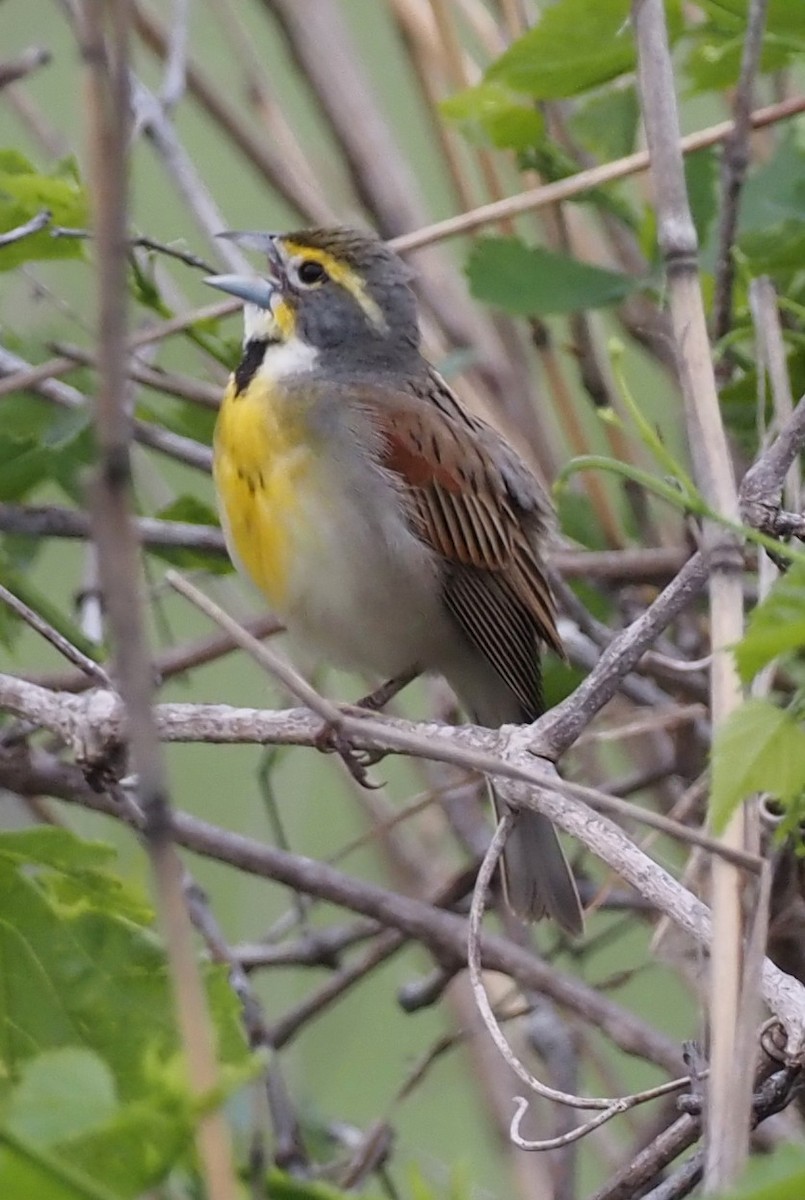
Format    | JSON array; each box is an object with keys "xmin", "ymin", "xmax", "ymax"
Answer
[{"xmin": 206, "ymin": 227, "xmax": 583, "ymax": 937}]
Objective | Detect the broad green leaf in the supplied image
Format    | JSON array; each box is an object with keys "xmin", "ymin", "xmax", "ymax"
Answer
[
  {"xmin": 715, "ymin": 1140, "xmax": 805, "ymax": 1199},
  {"xmin": 0, "ymin": 828, "xmax": 251, "ymax": 1092},
  {"xmin": 6, "ymin": 1050, "xmax": 117, "ymax": 1146},
  {"xmin": 486, "ymin": 0, "xmax": 682, "ymax": 100},
  {"xmin": 739, "ymin": 220, "xmax": 805, "ymax": 285},
  {"xmin": 440, "ymin": 82, "xmax": 544, "ymax": 150},
  {"xmin": 0, "ymin": 1048, "xmax": 193, "ymax": 1199},
  {"xmin": 701, "ymin": 0, "xmax": 805, "ymax": 37},
  {"xmin": 570, "ymin": 85, "xmax": 639, "ymax": 162},
  {"xmin": 739, "ymin": 130, "xmax": 805, "ymax": 233},
  {"xmin": 0, "ymin": 395, "xmax": 94, "ymax": 501},
  {"xmin": 466, "ymin": 237, "xmax": 636, "ymax": 316},
  {"xmin": 710, "ymin": 699, "xmax": 805, "ymax": 832},
  {"xmin": 735, "ymin": 560, "xmax": 805, "ymax": 682},
  {"xmin": 0, "ymin": 829, "xmax": 150, "ymax": 923},
  {"xmin": 0, "ymin": 150, "xmax": 88, "ymax": 270},
  {"xmin": 0, "ymin": 829, "xmax": 252, "ymax": 1196},
  {"xmin": 685, "ymin": 34, "xmax": 796, "ymax": 93},
  {"xmin": 0, "ymin": 1127, "xmax": 118, "ymax": 1200}
]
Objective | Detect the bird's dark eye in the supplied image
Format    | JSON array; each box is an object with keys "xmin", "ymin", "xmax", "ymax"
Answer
[{"xmin": 298, "ymin": 259, "xmax": 327, "ymax": 286}]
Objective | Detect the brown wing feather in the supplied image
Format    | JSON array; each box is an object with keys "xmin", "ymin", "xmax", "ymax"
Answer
[{"xmin": 371, "ymin": 385, "xmax": 562, "ymax": 653}]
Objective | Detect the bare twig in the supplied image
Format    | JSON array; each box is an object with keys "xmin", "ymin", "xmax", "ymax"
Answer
[
  {"xmin": 0, "ymin": 582, "xmax": 109, "ymax": 685},
  {"xmin": 183, "ymin": 876, "xmax": 308, "ymax": 1173},
  {"xmin": 390, "ymin": 95, "xmax": 805, "ymax": 253},
  {"xmin": 52, "ymin": 340, "xmax": 221, "ymax": 408},
  {"xmin": 712, "ymin": 0, "xmax": 770, "ymax": 345},
  {"xmin": 0, "ymin": 45, "xmax": 51, "ymax": 90},
  {"xmin": 4, "ymin": 672, "xmax": 804, "ymax": 1045},
  {"xmin": 158, "ymin": 0, "xmax": 189, "ymax": 111},
  {"xmin": 0, "ymin": 209, "xmax": 51, "ymax": 246},
  {"xmin": 0, "ymin": 503, "xmax": 226, "ymax": 555},
  {"xmin": 0, "ymin": 344, "xmax": 212, "ymax": 471}
]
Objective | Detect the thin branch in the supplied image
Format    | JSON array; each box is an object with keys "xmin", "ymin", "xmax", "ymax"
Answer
[
  {"xmin": 537, "ymin": 552, "xmax": 709, "ymax": 758},
  {"xmin": 0, "ymin": 503, "xmax": 226, "ymax": 554},
  {"xmin": 52, "ymin": 340, "xmax": 221, "ymax": 408},
  {"xmin": 712, "ymin": 0, "xmax": 770, "ymax": 345},
  {"xmin": 0, "ymin": 344, "xmax": 212, "ymax": 471},
  {"xmin": 740, "ymin": 369, "xmax": 805, "ymax": 536},
  {"xmin": 0, "ymin": 582, "xmax": 109, "ymax": 685},
  {"xmin": 0, "ymin": 45, "xmax": 51, "ymax": 90},
  {"xmin": 158, "ymin": 0, "xmax": 189, "ymax": 112},
  {"xmin": 0, "ymin": 208, "xmax": 52, "ymax": 246},
  {"xmin": 389, "ymin": 95, "xmax": 805, "ymax": 253},
  {"xmin": 0, "ymin": 298, "xmax": 234, "ymax": 401}
]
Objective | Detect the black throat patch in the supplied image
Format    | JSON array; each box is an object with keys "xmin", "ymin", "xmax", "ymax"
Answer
[{"xmin": 233, "ymin": 338, "xmax": 270, "ymax": 395}]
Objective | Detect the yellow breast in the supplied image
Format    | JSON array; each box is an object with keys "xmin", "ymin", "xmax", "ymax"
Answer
[{"xmin": 213, "ymin": 376, "xmax": 316, "ymax": 611}]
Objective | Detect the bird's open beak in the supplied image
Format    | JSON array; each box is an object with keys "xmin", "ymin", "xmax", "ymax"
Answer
[{"xmin": 204, "ymin": 273, "xmax": 276, "ymax": 309}]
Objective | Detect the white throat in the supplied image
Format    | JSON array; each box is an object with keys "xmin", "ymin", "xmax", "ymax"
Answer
[
  {"xmin": 242, "ymin": 303, "xmax": 319, "ymax": 383},
  {"xmin": 258, "ymin": 338, "xmax": 319, "ymax": 383}
]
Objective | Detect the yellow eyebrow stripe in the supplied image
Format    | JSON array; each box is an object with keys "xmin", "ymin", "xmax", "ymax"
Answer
[{"xmin": 283, "ymin": 240, "xmax": 388, "ymax": 332}]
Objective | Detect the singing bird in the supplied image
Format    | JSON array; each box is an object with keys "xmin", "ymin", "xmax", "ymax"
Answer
[{"xmin": 206, "ymin": 227, "xmax": 583, "ymax": 936}]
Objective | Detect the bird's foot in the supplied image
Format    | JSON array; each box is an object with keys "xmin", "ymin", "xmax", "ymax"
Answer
[{"xmin": 313, "ymin": 721, "xmax": 385, "ymax": 789}]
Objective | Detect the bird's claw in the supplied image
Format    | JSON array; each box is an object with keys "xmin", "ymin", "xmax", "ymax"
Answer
[{"xmin": 314, "ymin": 721, "xmax": 386, "ymax": 789}]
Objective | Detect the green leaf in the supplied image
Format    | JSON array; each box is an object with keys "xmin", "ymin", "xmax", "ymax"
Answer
[
  {"xmin": 570, "ymin": 85, "xmax": 639, "ymax": 161},
  {"xmin": 0, "ymin": 395, "xmax": 94, "ymax": 502},
  {"xmin": 440, "ymin": 82, "xmax": 544, "ymax": 150},
  {"xmin": 0, "ymin": 828, "xmax": 253, "ymax": 1197},
  {"xmin": 0, "ymin": 1126, "xmax": 120, "ymax": 1200},
  {"xmin": 715, "ymin": 1139, "xmax": 805, "ymax": 1199},
  {"xmin": 685, "ymin": 33, "xmax": 795, "ymax": 93},
  {"xmin": 739, "ymin": 129, "xmax": 805, "ymax": 233},
  {"xmin": 685, "ymin": 1, "xmax": 804, "ymax": 92},
  {"xmin": 0, "ymin": 150, "xmax": 88, "ymax": 270},
  {"xmin": 710, "ymin": 699, "xmax": 805, "ymax": 832},
  {"xmin": 0, "ymin": 1048, "xmax": 191, "ymax": 1200},
  {"xmin": 6, "ymin": 1050, "xmax": 118, "ymax": 1146},
  {"xmin": 466, "ymin": 237, "xmax": 636, "ymax": 316},
  {"xmin": 0, "ymin": 829, "xmax": 150, "ymax": 923},
  {"xmin": 735, "ymin": 560, "xmax": 805, "ymax": 682},
  {"xmin": 486, "ymin": 0, "xmax": 682, "ymax": 100},
  {"xmin": 0, "ymin": 828, "xmax": 251, "ymax": 1091},
  {"xmin": 739, "ymin": 220, "xmax": 805, "ymax": 285}
]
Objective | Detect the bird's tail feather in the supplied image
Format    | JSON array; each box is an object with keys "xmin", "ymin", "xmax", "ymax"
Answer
[
  {"xmin": 490, "ymin": 786, "xmax": 583, "ymax": 936},
  {"xmin": 449, "ymin": 658, "xmax": 584, "ymax": 935}
]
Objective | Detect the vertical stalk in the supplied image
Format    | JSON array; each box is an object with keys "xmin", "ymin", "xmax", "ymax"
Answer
[
  {"xmin": 631, "ymin": 0, "xmax": 748, "ymax": 1188},
  {"xmin": 80, "ymin": 2, "xmax": 237, "ymax": 1195}
]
